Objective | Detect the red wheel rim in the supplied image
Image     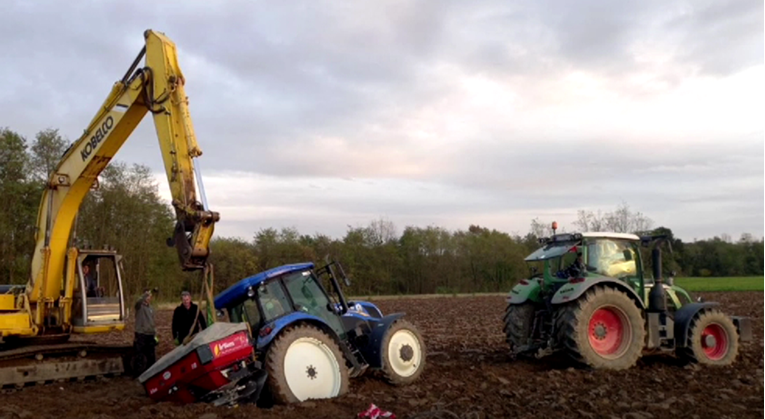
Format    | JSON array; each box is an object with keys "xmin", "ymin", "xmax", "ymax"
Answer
[
  {"xmin": 588, "ymin": 306, "xmax": 629, "ymax": 357},
  {"xmin": 701, "ymin": 323, "xmax": 728, "ymax": 360}
]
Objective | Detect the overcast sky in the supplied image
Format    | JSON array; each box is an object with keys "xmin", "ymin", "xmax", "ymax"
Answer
[{"xmin": 2, "ymin": 0, "xmax": 762, "ymax": 242}]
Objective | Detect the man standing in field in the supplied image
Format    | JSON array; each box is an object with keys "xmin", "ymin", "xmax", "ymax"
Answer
[
  {"xmin": 171, "ymin": 291, "xmax": 207, "ymax": 346},
  {"xmin": 133, "ymin": 288, "xmax": 157, "ymax": 376}
]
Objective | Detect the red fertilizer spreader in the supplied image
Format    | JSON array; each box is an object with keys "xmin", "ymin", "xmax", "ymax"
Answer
[{"xmin": 137, "ymin": 322, "xmax": 267, "ymax": 407}]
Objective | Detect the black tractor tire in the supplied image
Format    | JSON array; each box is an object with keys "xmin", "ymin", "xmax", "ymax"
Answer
[
  {"xmin": 556, "ymin": 286, "xmax": 645, "ymax": 370},
  {"xmin": 678, "ymin": 309, "xmax": 739, "ymax": 366},
  {"xmin": 264, "ymin": 324, "xmax": 350, "ymax": 404},
  {"xmin": 379, "ymin": 319, "xmax": 426, "ymax": 385},
  {"xmin": 502, "ymin": 302, "xmax": 536, "ymax": 355}
]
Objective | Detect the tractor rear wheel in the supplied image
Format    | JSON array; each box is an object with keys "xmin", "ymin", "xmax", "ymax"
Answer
[
  {"xmin": 678, "ymin": 309, "xmax": 739, "ymax": 366},
  {"xmin": 556, "ymin": 286, "xmax": 645, "ymax": 370},
  {"xmin": 265, "ymin": 324, "xmax": 349, "ymax": 404},
  {"xmin": 380, "ymin": 319, "xmax": 426, "ymax": 385},
  {"xmin": 503, "ymin": 302, "xmax": 535, "ymax": 356}
]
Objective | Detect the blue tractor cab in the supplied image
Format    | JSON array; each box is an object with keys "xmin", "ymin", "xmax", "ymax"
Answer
[{"xmin": 214, "ymin": 259, "xmax": 426, "ymax": 405}]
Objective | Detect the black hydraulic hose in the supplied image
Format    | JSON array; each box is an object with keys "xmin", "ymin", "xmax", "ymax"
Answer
[{"xmin": 122, "ymin": 46, "xmax": 146, "ymax": 85}]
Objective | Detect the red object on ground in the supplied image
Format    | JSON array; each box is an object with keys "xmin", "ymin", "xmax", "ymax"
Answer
[{"xmin": 358, "ymin": 403, "xmax": 396, "ymax": 419}]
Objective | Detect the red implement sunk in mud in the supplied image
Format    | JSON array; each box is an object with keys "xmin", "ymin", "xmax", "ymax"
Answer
[{"xmin": 137, "ymin": 322, "xmax": 267, "ymax": 407}]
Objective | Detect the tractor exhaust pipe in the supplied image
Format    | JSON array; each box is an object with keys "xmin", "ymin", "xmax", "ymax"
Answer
[
  {"xmin": 652, "ymin": 246, "xmax": 662, "ymax": 283},
  {"xmin": 644, "ymin": 236, "xmax": 677, "ymax": 349},
  {"xmin": 648, "ymin": 240, "xmax": 667, "ymax": 313}
]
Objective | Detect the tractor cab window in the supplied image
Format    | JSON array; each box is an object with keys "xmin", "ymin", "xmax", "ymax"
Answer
[
  {"xmin": 558, "ymin": 251, "xmax": 580, "ymax": 271},
  {"xmin": 257, "ymin": 280, "xmax": 291, "ymax": 321},
  {"xmin": 585, "ymin": 239, "xmax": 638, "ymax": 280},
  {"xmin": 525, "ymin": 239, "xmax": 581, "ymax": 280},
  {"xmin": 282, "ymin": 270, "xmax": 346, "ymax": 338},
  {"xmin": 242, "ymin": 299, "xmax": 262, "ymax": 326},
  {"xmin": 228, "ymin": 298, "xmax": 262, "ymax": 330}
]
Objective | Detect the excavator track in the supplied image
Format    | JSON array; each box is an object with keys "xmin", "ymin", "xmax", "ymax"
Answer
[{"xmin": 0, "ymin": 341, "xmax": 134, "ymax": 389}]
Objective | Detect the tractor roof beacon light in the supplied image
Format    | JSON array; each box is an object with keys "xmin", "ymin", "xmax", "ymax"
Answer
[{"xmin": 552, "ymin": 221, "xmax": 558, "ymax": 235}]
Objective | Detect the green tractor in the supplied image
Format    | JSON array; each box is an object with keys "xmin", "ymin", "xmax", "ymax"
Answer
[{"xmin": 503, "ymin": 228, "xmax": 753, "ymax": 370}]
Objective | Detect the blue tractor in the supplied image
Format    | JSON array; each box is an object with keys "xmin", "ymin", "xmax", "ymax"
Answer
[{"xmin": 213, "ymin": 259, "xmax": 427, "ymax": 404}]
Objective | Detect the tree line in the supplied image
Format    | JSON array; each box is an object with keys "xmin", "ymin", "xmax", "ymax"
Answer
[{"xmin": 1, "ymin": 127, "xmax": 762, "ymax": 301}]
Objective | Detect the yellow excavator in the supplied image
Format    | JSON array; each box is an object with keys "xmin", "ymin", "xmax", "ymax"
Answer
[{"xmin": 0, "ymin": 29, "xmax": 220, "ymax": 387}]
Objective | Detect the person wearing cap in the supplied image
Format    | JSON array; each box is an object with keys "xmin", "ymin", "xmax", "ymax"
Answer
[{"xmin": 171, "ymin": 291, "xmax": 207, "ymax": 346}]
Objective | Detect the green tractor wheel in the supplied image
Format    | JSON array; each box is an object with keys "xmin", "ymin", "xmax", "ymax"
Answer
[
  {"xmin": 502, "ymin": 302, "xmax": 535, "ymax": 356},
  {"xmin": 555, "ymin": 286, "xmax": 645, "ymax": 370},
  {"xmin": 678, "ymin": 309, "xmax": 740, "ymax": 366}
]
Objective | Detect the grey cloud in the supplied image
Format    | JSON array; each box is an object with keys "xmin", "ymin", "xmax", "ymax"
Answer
[
  {"xmin": 4, "ymin": 0, "xmax": 760, "ymax": 172},
  {"xmin": 667, "ymin": 0, "xmax": 764, "ymax": 75},
  {"xmin": 0, "ymin": 0, "xmax": 762, "ymax": 241}
]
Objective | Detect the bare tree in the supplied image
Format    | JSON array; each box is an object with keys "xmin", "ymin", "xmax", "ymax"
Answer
[
  {"xmin": 574, "ymin": 202, "xmax": 652, "ymax": 233},
  {"xmin": 365, "ymin": 217, "xmax": 398, "ymax": 246},
  {"xmin": 574, "ymin": 209, "xmax": 607, "ymax": 232}
]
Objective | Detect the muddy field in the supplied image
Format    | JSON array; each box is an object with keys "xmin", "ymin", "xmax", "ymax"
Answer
[{"xmin": 0, "ymin": 291, "xmax": 762, "ymax": 419}]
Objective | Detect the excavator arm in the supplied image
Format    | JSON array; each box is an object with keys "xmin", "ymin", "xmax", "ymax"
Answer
[{"xmin": 27, "ymin": 29, "xmax": 219, "ymax": 312}]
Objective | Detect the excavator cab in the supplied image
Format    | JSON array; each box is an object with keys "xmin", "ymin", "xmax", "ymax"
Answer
[{"xmin": 71, "ymin": 249, "xmax": 126, "ymax": 333}]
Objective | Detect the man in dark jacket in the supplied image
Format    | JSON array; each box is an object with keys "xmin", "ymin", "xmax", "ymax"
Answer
[{"xmin": 172, "ymin": 291, "xmax": 207, "ymax": 345}]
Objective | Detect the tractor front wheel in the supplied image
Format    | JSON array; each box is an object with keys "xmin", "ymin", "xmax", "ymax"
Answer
[
  {"xmin": 380, "ymin": 319, "xmax": 426, "ymax": 385},
  {"xmin": 265, "ymin": 324, "xmax": 349, "ymax": 404},
  {"xmin": 678, "ymin": 309, "xmax": 739, "ymax": 366},
  {"xmin": 556, "ymin": 286, "xmax": 645, "ymax": 370}
]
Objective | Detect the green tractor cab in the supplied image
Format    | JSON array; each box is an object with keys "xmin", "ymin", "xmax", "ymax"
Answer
[{"xmin": 503, "ymin": 229, "xmax": 752, "ymax": 370}]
